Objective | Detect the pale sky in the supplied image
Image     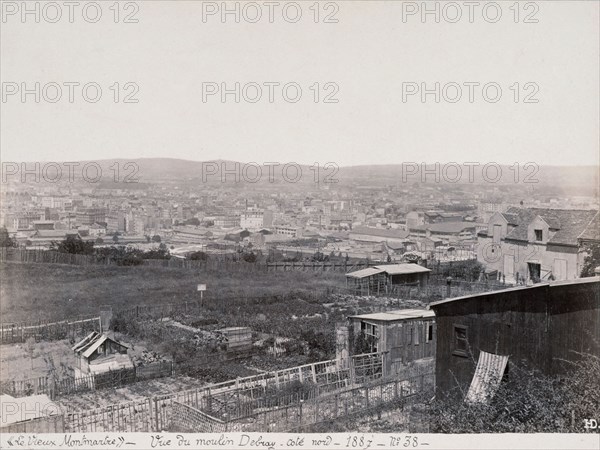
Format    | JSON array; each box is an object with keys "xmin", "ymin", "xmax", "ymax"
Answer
[{"xmin": 1, "ymin": 0, "xmax": 599, "ymax": 167}]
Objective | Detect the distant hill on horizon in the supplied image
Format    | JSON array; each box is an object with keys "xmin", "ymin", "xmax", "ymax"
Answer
[{"xmin": 5, "ymin": 157, "xmax": 599, "ymax": 191}]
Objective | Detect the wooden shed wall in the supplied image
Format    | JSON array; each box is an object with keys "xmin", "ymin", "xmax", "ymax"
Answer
[{"xmin": 432, "ymin": 281, "xmax": 600, "ymax": 397}]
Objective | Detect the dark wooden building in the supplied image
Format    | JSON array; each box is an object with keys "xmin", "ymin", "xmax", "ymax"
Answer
[
  {"xmin": 345, "ymin": 309, "xmax": 436, "ymax": 376},
  {"xmin": 429, "ymin": 277, "xmax": 600, "ymax": 397},
  {"xmin": 72, "ymin": 332, "xmax": 132, "ymax": 375},
  {"xmin": 345, "ymin": 263, "xmax": 431, "ymax": 295}
]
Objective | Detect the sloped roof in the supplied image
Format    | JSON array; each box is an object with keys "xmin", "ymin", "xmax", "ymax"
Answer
[
  {"xmin": 346, "ymin": 267, "xmax": 386, "ymax": 279},
  {"xmin": 578, "ymin": 212, "xmax": 600, "ymax": 242},
  {"xmin": 503, "ymin": 207, "xmax": 598, "ymax": 245},
  {"xmin": 346, "ymin": 263, "xmax": 431, "ymax": 278},
  {"xmin": 375, "ymin": 263, "xmax": 431, "ymax": 275},
  {"xmin": 72, "ymin": 332, "xmax": 127, "ymax": 359},
  {"xmin": 500, "ymin": 212, "xmax": 520, "ymax": 225},
  {"xmin": 350, "ymin": 226, "xmax": 410, "ymax": 239},
  {"xmin": 350, "ymin": 308, "xmax": 435, "ymax": 322},
  {"xmin": 410, "ymin": 222, "xmax": 476, "ymax": 233},
  {"xmin": 429, "ymin": 276, "xmax": 600, "ymax": 308},
  {"xmin": 33, "ymin": 230, "xmax": 79, "ymax": 238}
]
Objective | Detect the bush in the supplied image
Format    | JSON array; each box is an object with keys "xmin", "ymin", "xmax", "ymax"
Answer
[
  {"xmin": 580, "ymin": 243, "xmax": 600, "ymax": 277},
  {"xmin": 189, "ymin": 251, "xmax": 208, "ymax": 261},
  {"xmin": 430, "ymin": 354, "xmax": 600, "ymax": 433},
  {"xmin": 242, "ymin": 251, "xmax": 257, "ymax": 263},
  {"xmin": 0, "ymin": 227, "xmax": 17, "ymax": 247},
  {"xmin": 51, "ymin": 235, "xmax": 94, "ymax": 255}
]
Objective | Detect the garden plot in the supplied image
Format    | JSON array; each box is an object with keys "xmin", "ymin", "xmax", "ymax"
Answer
[
  {"xmin": 0, "ymin": 339, "xmax": 76, "ymax": 381},
  {"xmin": 56, "ymin": 375, "xmax": 210, "ymax": 412}
]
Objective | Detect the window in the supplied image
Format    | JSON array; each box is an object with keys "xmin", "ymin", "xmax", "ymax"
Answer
[
  {"xmin": 361, "ymin": 322, "xmax": 379, "ymax": 339},
  {"xmin": 453, "ymin": 324, "xmax": 468, "ymax": 357},
  {"xmin": 360, "ymin": 321, "xmax": 379, "ymax": 353},
  {"xmin": 534, "ymin": 229, "xmax": 543, "ymax": 241},
  {"xmin": 425, "ymin": 323, "xmax": 434, "ymax": 343}
]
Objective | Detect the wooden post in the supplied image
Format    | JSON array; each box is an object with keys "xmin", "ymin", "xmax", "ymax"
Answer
[
  {"xmin": 334, "ymin": 394, "xmax": 339, "ymax": 418},
  {"xmin": 153, "ymin": 398, "xmax": 159, "ymax": 431}
]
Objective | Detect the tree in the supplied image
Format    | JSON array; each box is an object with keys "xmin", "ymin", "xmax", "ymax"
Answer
[
  {"xmin": 242, "ymin": 251, "xmax": 257, "ymax": 263},
  {"xmin": 0, "ymin": 227, "xmax": 16, "ymax": 247},
  {"xmin": 311, "ymin": 251, "xmax": 329, "ymax": 262},
  {"xmin": 52, "ymin": 235, "xmax": 94, "ymax": 255},
  {"xmin": 189, "ymin": 251, "xmax": 208, "ymax": 261},
  {"xmin": 142, "ymin": 247, "xmax": 170, "ymax": 260},
  {"xmin": 95, "ymin": 237, "xmax": 104, "ymax": 245},
  {"xmin": 580, "ymin": 243, "xmax": 600, "ymax": 277},
  {"xmin": 152, "ymin": 235, "xmax": 162, "ymax": 243}
]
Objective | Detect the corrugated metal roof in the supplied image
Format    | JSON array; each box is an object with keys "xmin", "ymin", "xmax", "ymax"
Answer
[
  {"xmin": 350, "ymin": 308, "xmax": 435, "ymax": 322},
  {"xmin": 465, "ymin": 351, "xmax": 509, "ymax": 403}
]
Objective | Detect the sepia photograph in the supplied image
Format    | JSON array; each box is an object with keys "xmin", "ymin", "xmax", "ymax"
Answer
[{"xmin": 0, "ymin": 1, "xmax": 598, "ymax": 449}]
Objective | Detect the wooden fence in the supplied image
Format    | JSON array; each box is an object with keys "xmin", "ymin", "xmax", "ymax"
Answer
[
  {"xmin": 58, "ymin": 352, "xmax": 387, "ymax": 433},
  {"xmin": 62, "ymin": 368, "xmax": 433, "ymax": 433},
  {"xmin": 0, "ymin": 316, "xmax": 101, "ymax": 344},
  {"xmin": 342, "ymin": 275, "xmax": 510, "ymax": 302},
  {"xmin": 266, "ymin": 261, "xmax": 375, "ymax": 272},
  {"xmin": 236, "ymin": 373, "xmax": 435, "ymax": 432},
  {"xmin": 0, "ymin": 361, "xmax": 174, "ymax": 400},
  {"xmin": 0, "ymin": 248, "xmax": 264, "ymax": 272}
]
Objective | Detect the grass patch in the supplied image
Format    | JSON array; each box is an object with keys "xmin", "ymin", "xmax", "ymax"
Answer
[{"xmin": 0, "ymin": 262, "xmax": 346, "ymax": 322}]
